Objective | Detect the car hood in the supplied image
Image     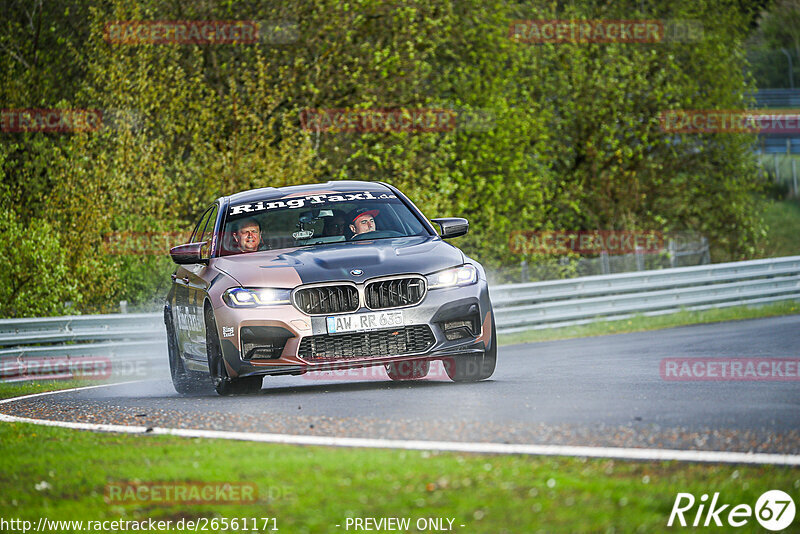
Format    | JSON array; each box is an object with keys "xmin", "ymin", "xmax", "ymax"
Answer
[{"xmin": 212, "ymin": 235, "xmax": 465, "ymax": 287}]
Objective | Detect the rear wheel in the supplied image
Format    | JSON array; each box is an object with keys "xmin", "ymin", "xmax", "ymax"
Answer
[
  {"xmin": 166, "ymin": 313, "xmax": 209, "ymax": 394},
  {"xmin": 443, "ymin": 313, "xmax": 497, "ymax": 382},
  {"xmin": 205, "ymin": 306, "xmax": 263, "ymax": 395},
  {"xmin": 386, "ymin": 359, "xmax": 430, "ymax": 380}
]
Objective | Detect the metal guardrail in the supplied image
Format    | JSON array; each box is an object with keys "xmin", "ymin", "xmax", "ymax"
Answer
[
  {"xmin": 0, "ymin": 256, "xmax": 798, "ymax": 379},
  {"xmin": 493, "ymin": 255, "xmax": 800, "ymax": 333},
  {"xmin": 0, "ymin": 313, "xmax": 165, "ymax": 381},
  {"xmin": 0, "ymin": 313, "xmax": 164, "ymax": 345}
]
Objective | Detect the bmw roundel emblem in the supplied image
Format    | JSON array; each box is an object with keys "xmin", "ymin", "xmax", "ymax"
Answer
[{"xmin": 350, "ymin": 269, "xmax": 364, "ymax": 276}]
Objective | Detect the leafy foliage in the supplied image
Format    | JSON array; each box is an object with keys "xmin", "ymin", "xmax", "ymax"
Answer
[
  {"xmin": 0, "ymin": 0, "xmax": 769, "ymax": 316},
  {"xmin": 0, "ymin": 207, "xmax": 78, "ymax": 317}
]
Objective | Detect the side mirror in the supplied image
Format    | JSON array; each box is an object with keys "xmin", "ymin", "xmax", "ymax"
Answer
[
  {"xmin": 170, "ymin": 242, "xmax": 208, "ymax": 264},
  {"xmin": 431, "ymin": 217, "xmax": 469, "ymax": 239}
]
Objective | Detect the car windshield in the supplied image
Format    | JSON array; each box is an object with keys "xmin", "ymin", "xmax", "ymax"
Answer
[{"xmin": 219, "ymin": 190, "xmax": 430, "ymax": 256}]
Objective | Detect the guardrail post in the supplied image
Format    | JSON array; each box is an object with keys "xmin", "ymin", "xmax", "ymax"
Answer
[
  {"xmin": 635, "ymin": 246, "xmax": 644, "ymax": 271},
  {"xmin": 520, "ymin": 259, "xmax": 528, "ymax": 283},
  {"xmin": 668, "ymin": 239, "xmax": 676, "ymax": 268},
  {"xmin": 600, "ymin": 251, "xmax": 610, "ymax": 275},
  {"xmin": 120, "ymin": 301, "xmax": 128, "ymax": 314}
]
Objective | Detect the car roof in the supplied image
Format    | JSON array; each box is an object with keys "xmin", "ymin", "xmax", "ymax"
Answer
[{"xmin": 224, "ymin": 180, "xmax": 393, "ymax": 205}]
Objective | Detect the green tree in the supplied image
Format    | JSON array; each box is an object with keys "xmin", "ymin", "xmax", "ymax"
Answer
[{"xmin": 0, "ymin": 0, "xmax": 770, "ymax": 314}]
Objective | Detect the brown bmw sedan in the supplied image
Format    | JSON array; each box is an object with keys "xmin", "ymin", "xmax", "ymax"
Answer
[{"xmin": 165, "ymin": 180, "xmax": 495, "ymax": 395}]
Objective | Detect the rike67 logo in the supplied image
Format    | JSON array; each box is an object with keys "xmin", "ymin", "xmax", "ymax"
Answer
[{"xmin": 668, "ymin": 490, "xmax": 795, "ymax": 531}]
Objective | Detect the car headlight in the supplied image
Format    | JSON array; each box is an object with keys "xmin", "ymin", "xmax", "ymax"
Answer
[
  {"xmin": 426, "ymin": 264, "xmax": 478, "ymax": 289},
  {"xmin": 222, "ymin": 288, "xmax": 292, "ymax": 307}
]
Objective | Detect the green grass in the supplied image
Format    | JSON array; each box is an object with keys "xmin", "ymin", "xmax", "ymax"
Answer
[
  {"xmin": 761, "ymin": 199, "xmax": 800, "ymax": 258},
  {"xmin": 498, "ymin": 300, "xmax": 799, "ymax": 346},
  {"xmin": 0, "ymin": 402, "xmax": 797, "ymax": 533},
  {"xmin": 2, "ymin": 303, "xmax": 800, "ymax": 532},
  {"xmin": 0, "ymin": 379, "xmax": 97, "ymax": 401}
]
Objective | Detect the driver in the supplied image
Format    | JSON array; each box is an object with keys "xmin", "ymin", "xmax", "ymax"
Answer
[
  {"xmin": 348, "ymin": 208, "xmax": 379, "ymax": 236},
  {"xmin": 232, "ymin": 217, "xmax": 262, "ymax": 253}
]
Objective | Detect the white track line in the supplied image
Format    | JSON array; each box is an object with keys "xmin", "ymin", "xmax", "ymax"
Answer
[
  {"xmin": 0, "ymin": 381, "xmax": 148, "ymax": 405},
  {"xmin": 1, "ymin": 382, "xmax": 798, "ymax": 466}
]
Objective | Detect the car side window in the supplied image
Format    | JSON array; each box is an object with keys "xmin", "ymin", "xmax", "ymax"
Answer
[
  {"xmin": 199, "ymin": 205, "xmax": 218, "ymax": 259},
  {"xmin": 190, "ymin": 207, "xmax": 213, "ymax": 243}
]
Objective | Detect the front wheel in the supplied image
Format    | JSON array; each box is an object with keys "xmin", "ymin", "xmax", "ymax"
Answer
[
  {"xmin": 443, "ymin": 313, "xmax": 497, "ymax": 382},
  {"xmin": 205, "ymin": 306, "xmax": 263, "ymax": 395},
  {"xmin": 166, "ymin": 314, "xmax": 209, "ymax": 394}
]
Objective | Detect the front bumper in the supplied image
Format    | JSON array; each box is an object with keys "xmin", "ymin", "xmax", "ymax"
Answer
[{"xmin": 207, "ymin": 279, "xmax": 493, "ymax": 378}]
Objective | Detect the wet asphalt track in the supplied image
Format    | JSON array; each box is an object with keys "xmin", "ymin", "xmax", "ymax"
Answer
[{"xmin": 2, "ymin": 315, "xmax": 799, "ymax": 454}]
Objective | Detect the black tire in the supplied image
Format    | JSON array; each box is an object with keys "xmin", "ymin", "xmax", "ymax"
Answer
[
  {"xmin": 205, "ymin": 306, "xmax": 263, "ymax": 396},
  {"xmin": 386, "ymin": 359, "xmax": 430, "ymax": 380},
  {"xmin": 443, "ymin": 313, "xmax": 497, "ymax": 382},
  {"xmin": 166, "ymin": 313, "xmax": 209, "ymax": 394}
]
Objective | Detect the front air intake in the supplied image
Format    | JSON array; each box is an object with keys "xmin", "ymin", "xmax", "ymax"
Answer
[
  {"xmin": 298, "ymin": 325, "xmax": 435, "ymax": 361},
  {"xmin": 240, "ymin": 326, "xmax": 294, "ymax": 360},
  {"xmin": 293, "ymin": 284, "xmax": 359, "ymax": 315},
  {"xmin": 365, "ymin": 276, "xmax": 426, "ymax": 310}
]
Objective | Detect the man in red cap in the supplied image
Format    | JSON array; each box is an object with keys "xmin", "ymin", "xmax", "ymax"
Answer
[{"xmin": 348, "ymin": 208, "xmax": 379, "ymax": 236}]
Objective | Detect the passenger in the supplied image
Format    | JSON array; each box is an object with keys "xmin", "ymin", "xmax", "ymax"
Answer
[{"xmin": 323, "ymin": 211, "xmax": 348, "ymax": 237}]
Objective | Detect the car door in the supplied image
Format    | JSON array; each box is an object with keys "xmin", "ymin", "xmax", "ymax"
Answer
[
  {"xmin": 185, "ymin": 203, "xmax": 219, "ymax": 362},
  {"xmin": 174, "ymin": 205, "xmax": 215, "ymax": 361}
]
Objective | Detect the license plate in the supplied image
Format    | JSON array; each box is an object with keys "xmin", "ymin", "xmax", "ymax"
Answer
[{"xmin": 326, "ymin": 310, "xmax": 404, "ymax": 334}]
